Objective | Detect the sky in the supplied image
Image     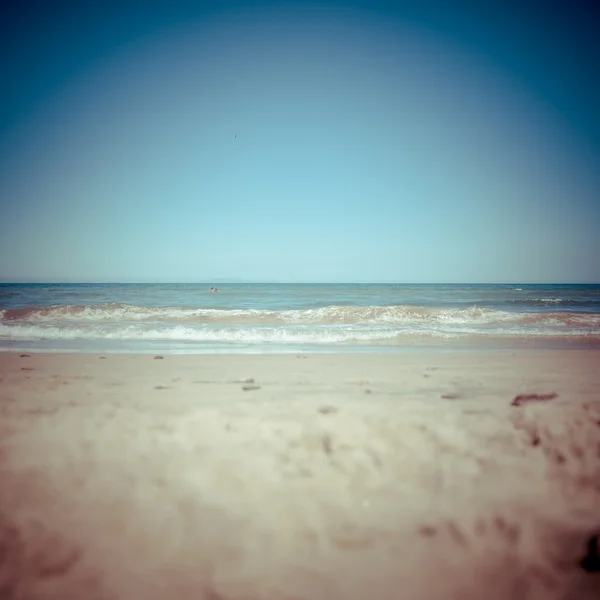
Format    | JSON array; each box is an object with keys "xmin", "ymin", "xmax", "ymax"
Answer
[{"xmin": 1, "ymin": 0, "xmax": 599, "ymax": 283}]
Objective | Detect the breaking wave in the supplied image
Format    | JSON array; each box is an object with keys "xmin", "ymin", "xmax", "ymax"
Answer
[
  {"xmin": 3, "ymin": 303, "xmax": 600, "ymax": 327},
  {"xmin": 1, "ymin": 303, "xmax": 599, "ymax": 344}
]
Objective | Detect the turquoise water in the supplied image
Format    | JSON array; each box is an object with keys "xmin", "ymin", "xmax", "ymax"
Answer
[{"xmin": 1, "ymin": 283, "xmax": 599, "ymax": 353}]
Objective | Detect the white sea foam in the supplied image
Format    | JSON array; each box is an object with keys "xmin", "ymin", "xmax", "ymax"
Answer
[
  {"xmin": 0, "ymin": 324, "xmax": 405, "ymax": 343},
  {"xmin": 1, "ymin": 321, "xmax": 598, "ymax": 344}
]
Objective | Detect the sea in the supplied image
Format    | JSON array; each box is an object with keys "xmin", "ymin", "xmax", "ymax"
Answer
[{"xmin": 0, "ymin": 283, "xmax": 599, "ymax": 354}]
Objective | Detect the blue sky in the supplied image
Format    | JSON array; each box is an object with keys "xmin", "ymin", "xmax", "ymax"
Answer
[{"xmin": 1, "ymin": 0, "xmax": 598, "ymax": 283}]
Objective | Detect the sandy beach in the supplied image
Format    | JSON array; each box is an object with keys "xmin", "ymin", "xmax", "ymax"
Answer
[{"xmin": 1, "ymin": 350, "xmax": 599, "ymax": 599}]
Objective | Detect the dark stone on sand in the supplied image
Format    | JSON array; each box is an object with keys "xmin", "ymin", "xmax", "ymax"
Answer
[
  {"xmin": 318, "ymin": 405, "xmax": 338, "ymax": 415},
  {"xmin": 99, "ymin": 356, "xmax": 106, "ymax": 359},
  {"xmin": 153, "ymin": 356, "xmax": 164, "ymax": 360},
  {"xmin": 242, "ymin": 385, "xmax": 261, "ymax": 391},
  {"xmin": 20, "ymin": 354, "xmax": 31, "ymax": 358},
  {"xmin": 581, "ymin": 535, "xmax": 600, "ymax": 573},
  {"xmin": 511, "ymin": 393, "xmax": 558, "ymax": 407}
]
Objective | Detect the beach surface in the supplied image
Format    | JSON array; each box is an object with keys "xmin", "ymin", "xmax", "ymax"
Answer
[{"xmin": 1, "ymin": 350, "xmax": 599, "ymax": 599}]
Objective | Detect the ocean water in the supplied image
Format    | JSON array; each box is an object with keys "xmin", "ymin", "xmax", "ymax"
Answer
[{"xmin": 0, "ymin": 283, "xmax": 599, "ymax": 353}]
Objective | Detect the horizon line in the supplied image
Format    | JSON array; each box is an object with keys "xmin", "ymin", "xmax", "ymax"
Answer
[{"xmin": 1, "ymin": 281, "xmax": 599, "ymax": 285}]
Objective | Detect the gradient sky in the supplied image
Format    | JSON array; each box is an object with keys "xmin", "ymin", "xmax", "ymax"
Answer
[{"xmin": 1, "ymin": 0, "xmax": 599, "ymax": 283}]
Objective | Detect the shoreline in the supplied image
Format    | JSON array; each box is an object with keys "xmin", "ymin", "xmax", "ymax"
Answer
[
  {"xmin": 1, "ymin": 349, "xmax": 600, "ymax": 598},
  {"xmin": 2, "ymin": 334, "xmax": 599, "ymax": 356}
]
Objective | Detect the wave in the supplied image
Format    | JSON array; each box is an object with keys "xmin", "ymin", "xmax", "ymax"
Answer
[
  {"xmin": 2, "ymin": 323, "xmax": 599, "ymax": 343},
  {"xmin": 2, "ymin": 303, "xmax": 599, "ymax": 349},
  {"xmin": 0, "ymin": 324, "xmax": 405, "ymax": 344},
  {"xmin": 3, "ymin": 303, "xmax": 600, "ymax": 328},
  {"xmin": 510, "ymin": 297, "xmax": 600, "ymax": 306},
  {"xmin": 513, "ymin": 298, "xmax": 564, "ymax": 304}
]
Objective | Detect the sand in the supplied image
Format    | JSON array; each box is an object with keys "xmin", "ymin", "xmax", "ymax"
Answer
[{"xmin": 0, "ymin": 350, "xmax": 599, "ymax": 600}]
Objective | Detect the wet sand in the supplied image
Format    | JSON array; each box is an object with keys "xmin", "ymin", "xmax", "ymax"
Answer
[{"xmin": 1, "ymin": 350, "xmax": 599, "ymax": 599}]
